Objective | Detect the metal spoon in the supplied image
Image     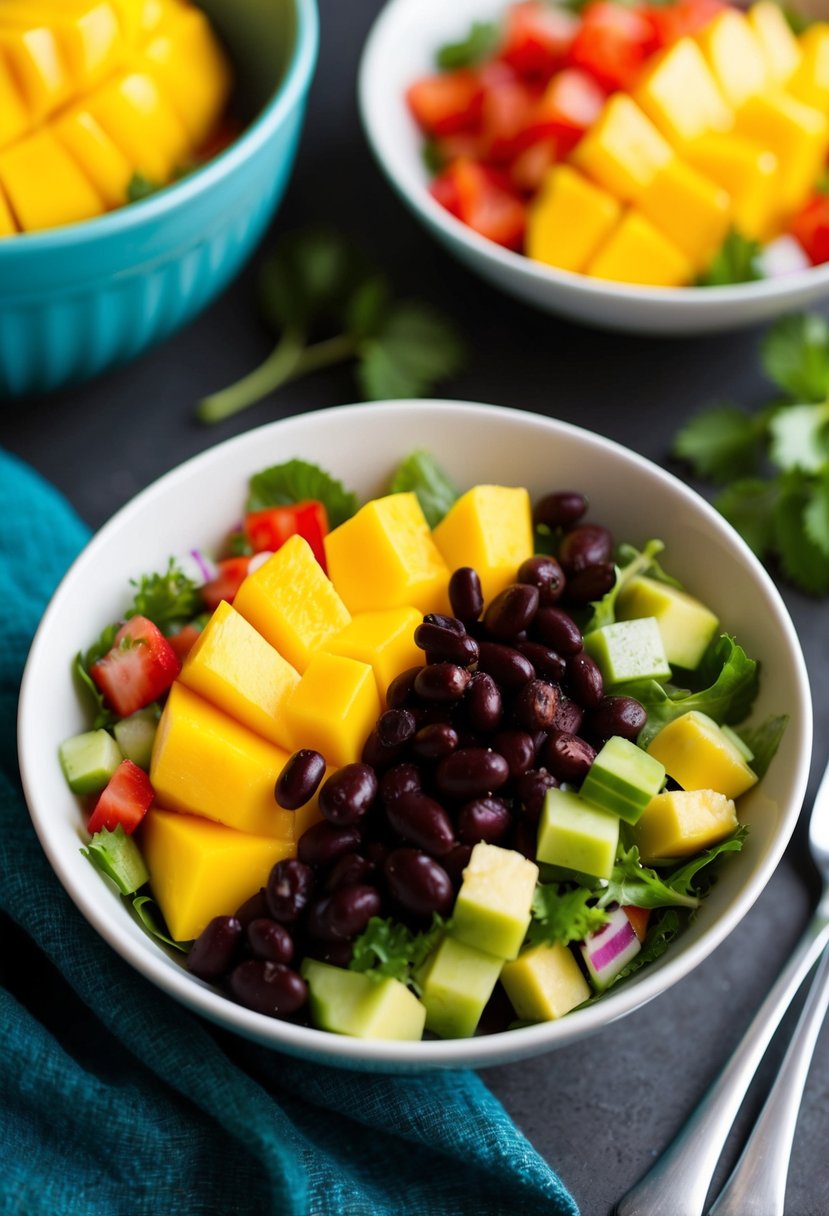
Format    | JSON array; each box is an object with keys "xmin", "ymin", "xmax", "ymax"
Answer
[{"xmin": 616, "ymin": 754, "xmax": 829, "ymax": 1216}]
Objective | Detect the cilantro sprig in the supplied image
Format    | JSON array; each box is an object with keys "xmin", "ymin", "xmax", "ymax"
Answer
[
  {"xmin": 696, "ymin": 230, "xmax": 763, "ymax": 287},
  {"xmin": 673, "ymin": 313, "xmax": 829, "ymax": 595},
  {"xmin": 349, "ymin": 914, "xmax": 448, "ymax": 994},
  {"xmin": 526, "ymin": 884, "xmax": 609, "ymax": 949},
  {"xmin": 246, "ymin": 459, "xmax": 359, "ymax": 528},
  {"xmin": 197, "ymin": 227, "xmax": 465, "ymax": 424}
]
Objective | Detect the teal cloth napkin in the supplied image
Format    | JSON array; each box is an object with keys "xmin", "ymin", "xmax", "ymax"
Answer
[{"xmin": 0, "ymin": 448, "xmax": 579, "ymax": 1216}]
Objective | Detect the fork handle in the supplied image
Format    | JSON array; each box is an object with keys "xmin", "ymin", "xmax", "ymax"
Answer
[
  {"xmin": 707, "ymin": 944, "xmax": 829, "ymax": 1216},
  {"xmin": 615, "ymin": 897, "xmax": 829, "ymax": 1216}
]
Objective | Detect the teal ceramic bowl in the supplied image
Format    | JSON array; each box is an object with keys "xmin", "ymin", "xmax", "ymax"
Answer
[{"xmin": 0, "ymin": 0, "xmax": 318, "ymax": 400}]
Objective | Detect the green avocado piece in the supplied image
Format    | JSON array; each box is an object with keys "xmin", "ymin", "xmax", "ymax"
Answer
[
  {"xmin": 114, "ymin": 705, "xmax": 160, "ymax": 770},
  {"xmin": 579, "ymin": 735, "xmax": 666, "ymax": 825},
  {"xmin": 536, "ymin": 788, "xmax": 620, "ymax": 881},
  {"xmin": 59, "ymin": 728, "xmax": 123, "ymax": 795},
  {"xmin": 301, "ymin": 959, "xmax": 426, "ymax": 1041},
  {"xmin": 452, "ymin": 841, "xmax": 539, "ymax": 961},
  {"xmin": 417, "ymin": 935, "xmax": 504, "ymax": 1039},
  {"xmin": 616, "ymin": 575, "xmax": 719, "ymax": 671},
  {"xmin": 583, "ymin": 617, "xmax": 672, "ymax": 687}
]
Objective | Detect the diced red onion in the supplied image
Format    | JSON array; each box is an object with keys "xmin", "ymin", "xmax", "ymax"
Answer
[
  {"xmin": 579, "ymin": 904, "xmax": 641, "ymax": 990},
  {"xmin": 758, "ymin": 235, "xmax": 811, "ymax": 279},
  {"xmin": 248, "ymin": 550, "xmax": 274, "ymax": 575}
]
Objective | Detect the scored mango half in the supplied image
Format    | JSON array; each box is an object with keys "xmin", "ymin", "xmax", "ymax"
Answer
[{"xmin": 0, "ymin": 0, "xmax": 232, "ymax": 235}]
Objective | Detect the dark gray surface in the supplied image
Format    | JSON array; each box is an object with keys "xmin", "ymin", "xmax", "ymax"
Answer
[{"xmin": 2, "ymin": 3, "xmax": 828, "ymax": 1213}]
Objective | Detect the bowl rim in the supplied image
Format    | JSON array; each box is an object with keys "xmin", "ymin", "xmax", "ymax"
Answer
[
  {"xmin": 357, "ymin": 0, "xmax": 829, "ymax": 308},
  {"xmin": 0, "ymin": 0, "xmax": 320, "ymax": 256},
  {"xmin": 17, "ymin": 400, "xmax": 814, "ymax": 1070}
]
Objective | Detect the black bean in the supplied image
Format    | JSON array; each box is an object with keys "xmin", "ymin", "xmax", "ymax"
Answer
[
  {"xmin": 362, "ymin": 726, "xmax": 406, "ymax": 770},
  {"xmin": 533, "ymin": 606, "xmax": 583, "ymax": 655},
  {"xmin": 423, "ymin": 612, "xmax": 467, "ymax": 635},
  {"xmin": 564, "ymin": 562, "xmax": 616, "ymax": 606},
  {"xmin": 558, "ymin": 523, "xmax": 613, "ymax": 573},
  {"xmin": 511, "ymin": 818, "xmax": 538, "ymax": 862},
  {"xmin": 306, "ymin": 885, "xmax": 382, "ymax": 941},
  {"xmin": 514, "ymin": 678, "xmax": 560, "ymax": 731},
  {"xmin": 325, "ymin": 851, "xmax": 377, "ymax": 892},
  {"xmin": 411, "ymin": 721, "xmax": 459, "ymax": 761},
  {"xmin": 483, "ymin": 583, "xmax": 540, "ymax": 640},
  {"xmin": 435, "ymin": 747, "xmax": 510, "ymax": 799},
  {"xmin": 414, "ymin": 662, "xmax": 471, "ymax": 702},
  {"xmin": 380, "ymin": 762, "xmax": 424, "ymax": 806},
  {"xmin": 586, "ymin": 694, "xmax": 647, "ymax": 742},
  {"xmin": 457, "ymin": 796, "xmax": 512, "ymax": 846},
  {"xmin": 387, "ymin": 790, "xmax": 455, "ymax": 856},
  {"xmin": 415, "ymin": 621, "xmax": 479, "ymax": 666},
  {"xmin": 492, "ymin": 728, "xmax": 536, "ymax": 777},
  {"xmin": 386, "ymin": 666, "xmax": 421, "ymax": 708},
  {"xmin": 442, "ymin": 842, "xmax": 473, "ymax": 886},
  {"xmin": 533, "ymin": 491, "xmax": 588, "ymax": 530},
  {"xmin": 514, "ymin": 768, "xmax": 559, "ymax": 822},
  {"xmin": 514, "ymin": 640, "xmax": 567, "ymax": 683},
  {"xmin": 448, "ymin": 567, "xmax": 484, "ymax": 624},
  {"xmin": 246, "ymin": 918, "xmax": 294, "ymax": 965},
  {"xmin": 384, "ymin": 848, "xmax": 454, "ymax": 917},
  {"xmin": 544, "ymin": 732, "xmax": 597, "ymax": 782},
  {"xmin": 187, "ymin": 915, "xmax": 243, "ymax": 981},
  {"xmin": 464, "ymin": 670, "xmax": 503, "ymax": 733},
  {"xmin": 274, "ymin": 749, "xmax": 326, "ymax": 810},
  {"xmin": 266, "ymin": 858, "xmax": 316, "ymax": 924},
  {"xmin": 554, "ymin": 695, "xmax": 584, "ymax": 736},
  {"xmin": 234, "ymin": 887, "xmax": 269, "ymax": 928},
  {"xmin": 567, "ymin": 652, "xmax": 605, "ymax": 709},
  {"xmin": 304, "ymin": 939, "xmax": 354, "ymax": 969},
  {"xmin": 297, "ymin": 822, "xmax": 362, "ymax": 869},
  {"xmin": 377, "ymin": 708, "xmax": 417, "ymax": 748},
  {"xmin": 476, "ymin": 641, "xmax": 535, "ymax": 689},
  {"xmin": 517, "ymin": 555, "xmax": 566, "ymax": 606},
  {"xmin": 319, "ymin": 763, "xmax": 378, "ymax": 826},
  {"xmin": 229, "ymin": 960, "xmax": 307, "ymax": 1018}
]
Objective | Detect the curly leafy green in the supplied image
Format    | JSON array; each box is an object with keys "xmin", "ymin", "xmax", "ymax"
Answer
[
  {"xmin": 526, "ymin": 884, "xmax": 609, "ymax": 949},
  {"xmin": 349, "ymin": 915, "xmax": 449, "ymax": 994}
]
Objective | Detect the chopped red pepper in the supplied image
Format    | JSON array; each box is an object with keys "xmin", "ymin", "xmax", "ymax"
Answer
[
  {"xmin": 243, "ymin": 500, "xmax": 329, "ymax": 570},
  {"xmin": 789, "ymin": 193, "xmax": 829, "ymax": 266},
  {"xmin": 87, "ymin": 759, "xmax": 154, "ymax": 836}
]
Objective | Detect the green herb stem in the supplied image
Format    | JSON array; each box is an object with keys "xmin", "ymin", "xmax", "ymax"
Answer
[{"xmin": 197, "ymin": 324, "xmax": 308, "ymax": 424}]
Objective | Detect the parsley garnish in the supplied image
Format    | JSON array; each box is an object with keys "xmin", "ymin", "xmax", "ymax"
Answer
[
  {"xmin": 696, "ymin": 230, "xmax": 763, "ymax": 287},
  {"xmin": 128, "ymin": 559, "xmax": 204, "ymax": 634},
  {"xmin": 247, "ymin": 459, "xmax": 359, "ymax": 528},
  {"xmin": 435, "ymin": 21, "xmax": 500, "ymax": 70},
  {"xmin": 126, "ymin": 172, "xmax": 160, "ymax": 203},
  {"xmin": 526, "ymin": 884, "xmax": 610, "ymax": 949},
  {"xmin": 349, "ymin": 914, "xmax": 448, "ymax": 994}
]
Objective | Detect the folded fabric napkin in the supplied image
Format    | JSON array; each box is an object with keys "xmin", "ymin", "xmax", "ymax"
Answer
[{"xmin": 0, "ymin": 448, "xmax": 579, "ymax": 1216}]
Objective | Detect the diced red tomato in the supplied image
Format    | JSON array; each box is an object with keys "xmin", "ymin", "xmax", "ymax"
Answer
[
  {"xmin": 526, "ymin": 68, "xmax": 606, "ymax": 157},
  {"xmin": 499, "ymin": 1, "xmax": 579, "ymax": 83},
  {"xmin": 200, "ymin": 556, "xmax": 252, "ymax": 612},
  {"xmin": 167, "ymin": 621, "xmax": 205, "ymax": 662},
  {"xmin": 509, "ymin": 138, "xmax": 557, "ymax": 193},
  {"xmin": 479, "ymin": 69, "xmax": 539, "ymax": 162},
  {"xmin": 645, "ymin": 0, "xmax": 725, "ymax": 49},
  {"xmin": 406, "ymin": 69, "xmax": 484, "ymax": 137},
  {"xmin": 90, "ymin": 615, "xmax": 180, "ymax": 718},
  {"xmin": 567, "ymin": 2, "xmax": 657, "ymax": 92},
  {"xmin": 244, "ymin": 500, "xmax": 329, "ymax": 570},
  {"xmin": 789, "ymin": 193, "xmax": 829, "ymax": 266},
  {"xmin": 430, "ymin": 157, "xmax": 527, "ymax": 250},
  {"xmin": 87, "ymin": 759, "xmax": 154, "ymax": 836},
  {"xmin": 623, "ymin": 905, "xmax": 651, "ymax": 942}
]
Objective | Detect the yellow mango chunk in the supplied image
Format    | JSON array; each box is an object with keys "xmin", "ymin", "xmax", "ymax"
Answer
[
  {"xmin": 54, "ymin": 109, "xmax": 133, "ymax": 208},
  {"xmin": 140, "ymin": 4, "xmax": 232, "ymax": 145},
  {"xmin": 736, "ymin": 89, "xmax": 828, "ymax": 215},
  {"xmin": 571, "ymin": 94, "xmax": 674, "ymax": 203},
  {"xmin": 0, "ymin": 185, "xmax": 18, "ymax": 236},
  {"xmin": 632, "ymin": 788, "xmax": 739, "ymax": 864},
  {"xmin": 325, "ymin": 493, "xmax": 451, "ymax": 616},
  {"xmin": 324, "ymin": 606, "xmax": 424, "ymax": 703},
  {"xmin": 86, "ymin": 70, "xmax": 190, "ymax": 182},
  {"xmin": 284, "ymin": 652, "xmax": 382, "ymax": 768},
  {"xmin": 0, "ymin": 27, "xmax": 70, "ymax": 123},
  {"xmin": 150, "ymin": 682, "xmax": 320, "ymax": 839},
  {"xmin": 683, "ymin": 132, "xmax": 778, "ymax": 241},
  {"xmin": 788, "ymin": 23, "xmax": 829, "ymax": 112},
  {"xmin": 0, "ymin": 62, "xmax": 29, "ymax": 151},
  {"xmin": 585, "ymin": 210, "xmax": 693, "ymax": 287},
  {"xmin": 526, "ymin": 165, "xmax": 621, "ymax": 273},
  {"xmin": 140, "ymin": 808, "xmax": 293, "ymax": 942},
  {"xmin": 646, "ymin": 710, "xmax": 758, "ymax": 800},
  {"xmin": 749, "ymin": 1, "xmax": 801, "ymax": 84},
  {"xmin": 638, "ymin": 159, "xmax": 731, "ymax": 273},
  {"xmin": 635, "ymin": 38, "xmax": 732, "ymax": 147},
  {"xmin": 697, "ymin": 9, "xmax": 770, "ymax": 109},
  {"xmin": 0, "ymin": 129, "xmax": 104, "ymax": 231},
  {"xmin": 233, "ymin": 535, "xmax": 352, "ymax": 674},
  {"xmin": 0, "ymin": 3, "xmax": 124, "ymax": 95},
  {"xmin": 431, "ymin": 485, "xmax": 533, "ymax": 607},
  {"xmin": 501, "ymin": 943, "xmax": 590, "ymax": 1022},
  {"xmin": 179, "ymin": 599, "xmax": 300, "ymax": 751}
]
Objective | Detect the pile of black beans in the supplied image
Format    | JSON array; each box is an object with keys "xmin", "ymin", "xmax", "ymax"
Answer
[{"xmin": 186, "ymin": 492, "xmax": 648, "ymax": 1025}]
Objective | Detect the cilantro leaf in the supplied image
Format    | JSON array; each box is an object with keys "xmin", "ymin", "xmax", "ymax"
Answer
[
  {"xmin": 81, "ymin": 825, "xmax": 149, "ymax": 895},
  {"xmin": 714, "ymin": 478, "xmax": 779, "ymax": 557},
  {"xmin": 349, "ymin": 915, "xmax": 448, "ymax": 994},
  {"xmin": 258, "ymin": 226, "xmax": 369, "ymax": 334},
  {"xmin": 127, "ymin": 172, "xmax": 160, "ymax": 203},
  {"xmin": 760, "ymin": 313, "xmax": 829, "ymax": 402},
  {"xmin": 737, "ymin": 714, "xmax": 789, "ymax": 780},
  {"xmin": 388, "ymin": 450, "xmax": 459, "ymax": 527},
  {"xmin": 697, "ymin": 230, "xmax": 763, "ymax": 287},
  {"xmin": 246, "ymin": 459, "xmax": 359, "ymax": 528},
  {"xmin": 128, "ymin": 558, "xmax": 203, "ymax": 634},
  {"xmin": 526, "ymin": 884, "xmax": 609, "ymax": 949},
  {"xmin": 804, "ymin": 468, "xmax": 829, "ymax": 557},
  {"xmin": 772, "ymin": 474, "xmax": 829, "ymax": 594},
  {"xmin": 768, "ymin": 401, "xmax": 829, "ymax": 473},
  {"xmin": 673, "ymin": 404, "xmax": 764, "ymax": 483},
  {"xmin": 597, "ymin": 845, "xmax": 701, "ymax": 912},
  {"xmin": 659, "ymin": 826, "xmax": 748, "ymax": 899},
  {"xmin": 583, "ymin": 538, "xmax": 669, "ymax": 633},
  {"xmin": 357, "ymin": 302, "xmax": 465, "ymax": 401},
  {"xmin": 436, "ymin": 20, "xmax": 500, "ymax": 69}
]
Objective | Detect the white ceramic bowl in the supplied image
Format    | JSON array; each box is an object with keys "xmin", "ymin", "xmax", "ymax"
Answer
[
  {"xmin": 358, "ymin": 0, "xmax": 829, "ymax": 335},
  {"xmin": 18, "ymin": 401, "xmax": 812, "ymax": 1071}
]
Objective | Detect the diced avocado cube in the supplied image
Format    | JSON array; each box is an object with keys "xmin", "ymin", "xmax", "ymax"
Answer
[
  {"xmin": 452, "ymin": 842, "xmax": 539, "ymax": 960},
  {"xmin": 633, "ymin": 788, "xmax": 739, "ymax": 863},
  {"xmin": 59, "ymin": 728, "xmax": 123, "ymax": 795},
  {"xmin": 536, "ymin": 788, "xmax": 620, "ymax": 881},
  {"xmin": 616, "ymin": 575, "xmax": 720, "ymax": 670},
  {"xmin": 583, "ymin": 617, "xmax": 672, "ymax": 687},
  {"xmin": 646, "ymin": 710, "xmax": 758, "ymax": 800},
  {"xmin": 417, "ymin": 935, "xmax": 504, "ymax": 1039},
  {"xmin": 301, "ymin": 959, "xmax": 426, "ymax": 1041},
  {"xmin": 114, "ymin": 705, "xmax": 160, "ymax": 770},
  {"xmin": 501, "ymin": 943, "xmax": 591, "ymax": 1022},
  {"xmin": 579, "ymin": 736, "xmax": 666, "ymax": 824}
]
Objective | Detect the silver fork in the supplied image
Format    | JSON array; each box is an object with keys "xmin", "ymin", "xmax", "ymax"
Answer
[{"xmin": 617, "ymin": 754, "xmax": 829, "ymax": 1216}]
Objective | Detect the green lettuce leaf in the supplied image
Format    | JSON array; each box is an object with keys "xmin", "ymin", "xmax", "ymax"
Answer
[
  {"xmin": 246, "ymin": 458, "xmax": 359, "ymax": 528},
  {"xmin": 525, "ymin": 884, "xmax": 610, "ymax": 949},
  {"xmin": 388, "ymin": 450, "xmax": 459, "ymax": 527}
]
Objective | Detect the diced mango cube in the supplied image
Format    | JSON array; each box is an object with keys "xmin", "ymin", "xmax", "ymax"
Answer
[
  {"xmin": 635, "ymin": 38, "xmax": 732, "ymax": 147},
  {"xmin": 0, "ymin": 27, "xmax": 70, "ymax": 123},
  {"xmin": 632, "ymin": 788, "xmax": 739, "ymax": 863},
  {"xmin": 2, "ymin": 3, "xmax": 126, "ymax": 93},
  {"xmin": 0, "ymin": 185, "xmax": 17, "ymax": 236},
  {"xmin": 140, "ymin": 4, "xmax": 232, "ymax": 144},
  {"xmin": 323, "ymin": 606, "xmax": 424, "ymax": 703},
  {"xmin": 585, "ymin": 210, "xmax": 693, "ymax": 287},
  {"xmin": 646, "ymin": 710, "xmax": 759, "ymax": 800},
  {"xmin": 683, "ymin": 132, "xmax": 778, "ymax": 240},
  {"xmin": 736, "ymin": 89, "xmax": 829, "ymax": 214},
  {"xmin": 697, "ymin": 9, "xmax": 770, "ymax": 109},
  {"xmin": 284, "ymin": 651, "xmax": 381, "ymax": 768},
  {"xmin": 150, "ymin": 682, "xmax": 319, "ymax": 839},
  {"xmin": 54, "ymin": 109, "xmax": 133, "ymax": 209},
  {"xmin": 86, "ymin": 70, "xmax": 190, "ymax": 182},
  {"xmin": 0, "ymin": 129, "xmax": 104, "ymax": 231},
  {"xmin": 571, "ymin": 94, "xmax": 674, "ymax": 203},
  {"xmin": 324, "ymin": 492, "xmax": 450, "ymax": 615},
  {"xmin": 788, "ymin": 23, "xmax": 829, "ymax": 112},
  {"xmin": 233, "ymin": 535, "xmax": 351, "ymax": 674},
  {"xmin": 501, "ymin": 943, "xmax": 590, "ymax": 1022},
  {"xmin": 178, "ymin": 599, "xmax": 300, "ymax": 750},
  {"xmin": 638, "ymin": 158, "xmax": 731, "ymax": 272},
  {"xmin": 749, "ymin": 1, "xmax": 801, "ymax": 84},
  {"xmin": 526, "ymin": 165, "xmax": 621, "ymax": 273},
  {"xmin": 140, "ymin": 807, "xmax": 293, "ymax": 943},
  {"xmin": 0, "ymin": 62, "xmax": 29, "ymax": 151},
  {"xmin": 431, "ymin": 485, "xmax": 533, "ymax": 607}
]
